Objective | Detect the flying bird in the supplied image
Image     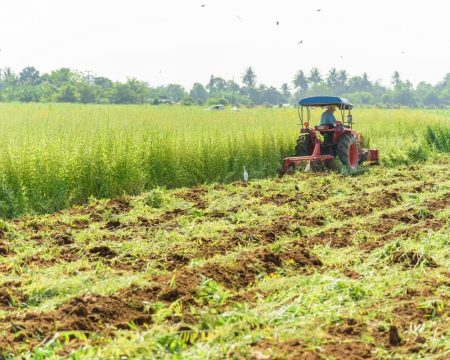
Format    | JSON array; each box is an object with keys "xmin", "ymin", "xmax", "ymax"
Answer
[
  {"xmin": 276, "ymin": 21, "xmax": 280, "ymax": 25},
  {"xmin": 243, "ymin": 166, "xmax": 249, "ymax": 182},
  {"xmin": 298, "ymin": 40, "xmax": 303, "ymax": 45},
  {"xmin": 201, "ymin": 4, "xmax": 206, "ymax": 7},
  {"xmin": 316, "ymin": 9, "xmax": 321, "ymax": 12},
  {"xmin": 236, "ymin": 15, "xmax": 242, "ymax": 20}
]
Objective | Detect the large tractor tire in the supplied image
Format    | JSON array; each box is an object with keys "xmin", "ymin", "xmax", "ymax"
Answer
[
  {"xmin": 337, "ymin": 134, "xmax": 359, "ymax": 171},
  {"xmin": 295, "ymin": 133, "xmax": 312, "ymax": 156}
]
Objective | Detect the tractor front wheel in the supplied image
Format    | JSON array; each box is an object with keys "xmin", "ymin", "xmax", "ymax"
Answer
[
  {"xmin": 337, "ymin": 134, "xmax": 359, "ymax": 171},
  {"xmin": 295, "ymin": 133, "xmax": 312, "ymax": 156}
]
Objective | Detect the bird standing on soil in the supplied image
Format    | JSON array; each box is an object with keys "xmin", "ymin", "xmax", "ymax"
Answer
[{"xmin": 243, "ymin": 166, "xmax": 249, "ymax": 182}]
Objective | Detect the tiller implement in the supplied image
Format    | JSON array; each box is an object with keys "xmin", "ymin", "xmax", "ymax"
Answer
[{"xmin": 280, "ymin": 96, "xmax": 379, "ymax": 175}]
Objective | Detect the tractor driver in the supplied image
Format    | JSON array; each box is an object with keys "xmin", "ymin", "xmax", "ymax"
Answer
[
  {"xmin": 320, "ymin": 105, "xmax": 337, "ymax": 127},
  {"xmin": 320, "ymin": 105, "xmax": 337, "ymax": 145}
]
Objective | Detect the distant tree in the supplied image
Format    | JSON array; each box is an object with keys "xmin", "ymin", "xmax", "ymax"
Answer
[
  {"xmin": 16, "ymin": 85, "xmax": 41, "ymax": 102},
  {"xmin": 292, "ymin": 70, "xmax": 308, "ymax": 92},
  {"xmin": 45, "ymin": 68, "xmax": 74, "ymax": 84},
  {"xmin": 308, "ymin": 68, "xmax": 322, "ymax": 85},
  {"xmin": 56, "ymin": 84, "xmax": 78, "ymax": 103},
  {"xmin": 338, "ymin": 70, "xmax": 348, "ymax": 88},
  {"xmin": 164, "ymin": 84, "xmax": 187, "ymax": 102},
  {"xmin": 281, "ymin": 83, "xmax": 291, "ymax": 98},
  {"xmin": 242, "ymin": 67, "xmax": 256, "ymax": 88},
  {"xmin": 391, "ymin": 71, "xmax": 401, "ymax": 88},
  {"xmin": 126, "ymin": 78, "xmax": 149, "ymax": 104},
  {"xmin": 422, "ymin": 91, "xmax": 440, "ymax": 106},
  {"xmin": 347, "ymin": 74, "xmax": 372, "ymax": 93},
  {"xmin": 111, "ymin": 83, "xmax": 135, "ymax": 104},
  {"xmin": 19, "ymin": 67, "xmax": 41, "ymax": 85},
  {"xmin": 259, "ymin": 86, "xmax": 283, "ymax": 105},
  {"xmin": 78, "ymin": 84, "xmax": 98, "ymax": 103},
  {"xmin": 1, "ymin": 67, "xmax": 17, "ymax": 85},
  {"xmin": 190, "ymin": 83, "xmax": 208, "ymax": 104},
  {"xmin": 94, "ymin": 76, "xmax": 113, "ymax": 88},
  {"xmin": 206, "ymin": 75, "xmax": 215, "ymax": 94},
  {"xmin": 1, "ymin": 64, "xmax": 449, "ymax": 108},
  {"xmin": 345, "ymin": 91, "xmax": 375, "ymax": 105},
  {"xmin": 361, "ymin": 73, "xmax": 372, "ymax": 91},
  {"xmin": 206, "ymin": 76, "xmax": 227, "ymax": 94},
  {"xmin": 213, "ymin": 77, "xmax": 227, "ymax": 92},
  {"xmin": 393, "ymin": 78, "xmax": 416, "ymax": 106},
  {"xmin": 394, "ymin": 89, "xmax": 416, "ymax": 106},
  {"xmin": 226, "ymin": 80, "xmax": 239, "ymax": 92},
  {"xmin": 437, "ymin": 73, "xmax": 450, "ymax": 91},
  {"xmin": 326, "ymin": 68, "xmax": 339, "ymax": 89}
]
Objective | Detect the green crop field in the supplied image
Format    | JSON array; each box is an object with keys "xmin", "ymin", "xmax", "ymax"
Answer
[
  {"xmin": 0, "ymin": 104, "xmax": 448, "ymax": 218},
  {"xmin": 0, "ymin": 104, "xmax": 449, "ymax": 359}
]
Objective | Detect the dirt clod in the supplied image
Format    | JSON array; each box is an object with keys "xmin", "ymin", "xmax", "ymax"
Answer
[
  {"xmin": 53, "ymin": 232, "xmax": 74, "ymax": 245},
  {"xmin": 89, "ymin": 246, "xmax": 117, "ymax": 258},
  {"xmin": 416, "ymin": 336, "xmax": 426, "ymax": 344},
  {"xmin": 391, "ymin": 250, "xmax": 437, "ymax": 268},
  {"xmin": 105, "ymin": 220, "xmax": 122, "ymax": 230},
  {"xmin": 389, "ymin": 325, "xmax": 402, "ymax": 346}
]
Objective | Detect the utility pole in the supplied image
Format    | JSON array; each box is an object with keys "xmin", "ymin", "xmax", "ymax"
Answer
[
  {"xmin": 86, "ymin": 70, "xmax": 92, "ymax": 84},
  {"xmin": 232, "ymin": 76, "xmax": 235, "ymax": 107}
]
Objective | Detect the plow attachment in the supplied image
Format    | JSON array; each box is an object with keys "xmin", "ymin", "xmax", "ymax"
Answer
[
  {"xmin": 280, "ymin": 142, "xmax": 334, "ymax": 175},
  {"xmin": 279, "ymin": 142, "xmax": 379, "ymax": 176}
]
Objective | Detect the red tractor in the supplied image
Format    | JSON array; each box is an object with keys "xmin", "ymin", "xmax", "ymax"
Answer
[{"xmin": 280, "ymin": 96, "xmax": 379, "ymax": 175}]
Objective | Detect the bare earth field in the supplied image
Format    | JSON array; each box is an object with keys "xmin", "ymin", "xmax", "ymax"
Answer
[{"xmin": 0, "ymin": 158, "xmax": 449, "ymax": 359}]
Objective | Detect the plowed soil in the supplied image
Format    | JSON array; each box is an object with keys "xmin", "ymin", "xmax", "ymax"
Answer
[{"xmin": 0, "ymin": 161, "xmax": 449, "ymax": 358}]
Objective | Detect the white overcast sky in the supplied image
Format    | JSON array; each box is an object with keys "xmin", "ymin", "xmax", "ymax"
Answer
[{"xmin": 0, "ymin": 0, "xmax": 449, "ymax": 89}]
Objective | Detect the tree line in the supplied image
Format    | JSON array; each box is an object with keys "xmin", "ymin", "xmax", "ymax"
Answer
[{"xmin": 0, "ymin": 66, "xmax": 449, "ymax": 107}]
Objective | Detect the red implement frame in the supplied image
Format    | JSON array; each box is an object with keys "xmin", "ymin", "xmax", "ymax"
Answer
[
  {"xmin": 365, "ymin": 149, "xmax": 379, "ymax": 164},
  {"xmin": 280, "ymin": 133, "xmax": 333, "ymax": 175}
]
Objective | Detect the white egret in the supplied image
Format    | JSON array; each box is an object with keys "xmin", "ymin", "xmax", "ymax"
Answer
[{"xmin": 243, "ymin": 166, "xmax": 249, "ymax": 182}]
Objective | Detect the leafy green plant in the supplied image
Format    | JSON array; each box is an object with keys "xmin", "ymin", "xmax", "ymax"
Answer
[
  {"xmin": 142, "ymin": 187, "xmax": 166, "ymax": 208},
  {"xmin": 196, "ymin": 277, "xmax": 229, "ymax": 305}
]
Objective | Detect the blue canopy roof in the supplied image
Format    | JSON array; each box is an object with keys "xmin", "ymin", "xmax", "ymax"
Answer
[{"xmin": 298, "ymin": 96, "xmax": 353, "ymax": 109}]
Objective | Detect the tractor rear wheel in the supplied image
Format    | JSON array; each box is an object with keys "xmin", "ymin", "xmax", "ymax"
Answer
[
  {"xmin": 337, "ymin": 134, "xmax": 359, "ymax": 171},
  {"xmin": 295, "ymin": 134, "xmax": 312, "ymax": 156}
]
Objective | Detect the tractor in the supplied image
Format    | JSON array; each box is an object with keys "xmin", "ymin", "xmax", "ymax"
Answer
[{"xmin": 280, "ymin": 96, "xmax": 379, "ymax": 175}]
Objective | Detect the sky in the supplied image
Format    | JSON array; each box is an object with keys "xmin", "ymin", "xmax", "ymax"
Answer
[{"xmin": 0, "ymin": 0, "xmax": 449, "ymax": 89}]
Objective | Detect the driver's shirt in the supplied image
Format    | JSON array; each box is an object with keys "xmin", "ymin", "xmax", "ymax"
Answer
[{"xmin": 320, "ymin": 111, "xmax": 337, "ymax": 125}]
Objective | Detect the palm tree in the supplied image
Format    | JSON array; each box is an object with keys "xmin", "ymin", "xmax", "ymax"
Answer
[
  {"xmin": 292, "ymin": 70, "xmax": 308, "ymax": 92},
  {"xmin": 391, "ymin": 71, "xmax": 401, "ymax": 88},
  {"xmin": 308, "ymin": 68, "xmax": 322, "ymax": 85},
  {"xmin": 281, "ymin": 83, "xmax": 290, "ymax": 97},
  {"xmin": 361, "ymin": 72, "xmax": 372, "ymax": 91},
  {"xmin": 242, "ymin": 67, "xmax": 256, "ymax": 88},
  {"xmin": 1, "ymin": 67, "xmax": 17, "ymax": 85},
  {"xmin": 206, "ymin": 75, "xmax": 215, "ymax": 94},
  {"xmin": 326, "ymin": 68, "xmax": 339, "ymax": 88},
  {"xmin": 338, "ymin": 70, "xmax": 348, "ymax": 87}
]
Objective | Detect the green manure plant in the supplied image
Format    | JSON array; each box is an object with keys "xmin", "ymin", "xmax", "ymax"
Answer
[{"xmin": 0, "ymin": 103, "xmax": 448, "ymax": 218}]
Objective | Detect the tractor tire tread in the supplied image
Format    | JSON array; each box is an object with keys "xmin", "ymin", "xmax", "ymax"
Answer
[{"xmin": 295, "ymin": 134, "xmax": 312, "ymax": 156}]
